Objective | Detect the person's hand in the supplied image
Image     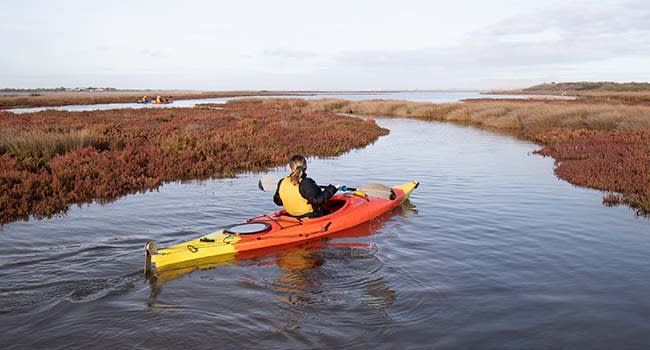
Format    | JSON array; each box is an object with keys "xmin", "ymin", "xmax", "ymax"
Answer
[{"xmin": 333, "ymin": 184, "xmax": 348, "ymax": 191}]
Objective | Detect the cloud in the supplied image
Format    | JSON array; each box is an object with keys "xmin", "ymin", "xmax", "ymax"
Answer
[
  {"xmin": 335, "ymin": 1, "xmax": 650, "ymax": 75},
  {"xmin": 483, "ymin": 0, "xmax": 650, "ymax": 37},
  {"xmin": 4, "ymin": 0, "xmax": 649, "ymax": 89},
  {"xmin": 262, "ymin": 48, "xmax": 324, "ymax": 60},
  {"xmin": 139, "ymin": 48, "xmax": 171, "ymax": 59}
]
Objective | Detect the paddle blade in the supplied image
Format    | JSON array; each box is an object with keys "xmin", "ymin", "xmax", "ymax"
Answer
[
  {"xmin": 358, "ymin": 183, "xmax": 396, "ymax": 200},
  {"xmin": 259, "ymin": 174, "xmax": 280, "ymax": 192}
]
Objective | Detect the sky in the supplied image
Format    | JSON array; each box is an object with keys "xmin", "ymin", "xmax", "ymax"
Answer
[{"xmin": 1, "ymin": 0, "xmax": 649, "ymax": 90}]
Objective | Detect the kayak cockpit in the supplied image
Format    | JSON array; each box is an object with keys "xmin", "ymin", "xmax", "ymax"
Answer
[
  {"xmin": 271, "ymin": 196, "xmax": 351, "ymax": 222},
  {"xmin": 321, "ymin": 198, "xmax": 347, "ymax": 214}
]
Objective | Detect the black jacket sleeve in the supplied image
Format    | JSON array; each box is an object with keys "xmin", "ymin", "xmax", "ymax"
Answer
[
  {"xmin": 273, "ymin": 179, "xmax": 284, "ymax": 206},
  {"xmin": 299, "ymin": 177, "xmax": 337, "ymax": 208}
]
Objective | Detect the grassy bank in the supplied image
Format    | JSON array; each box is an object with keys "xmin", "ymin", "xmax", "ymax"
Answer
[
  {"xmin": 0, "ymin": 90, "xmax": 306, "ymax": 110},
  {"xmin": 489, "ymin": 82, "xmax": 650, "ymax": 105},
  {"xmin": 0, "ymin": 100, "xmax": 388, "ymax": 224},
  {"xmin": 282, "ymin": 98, "xmax": 650, "ymax": 131},
  {"xmin": 282, "ymin": 98, "xmax": 650, "ymax": 215}
]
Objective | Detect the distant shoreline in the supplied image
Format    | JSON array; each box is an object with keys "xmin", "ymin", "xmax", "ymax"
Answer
[
  {"xmin": 0, "ymin": 90, "xmax": 311, "ymax": 109},
  {"xmin": 484, "ymin": 81, "xmax": 650, "ymax": 104},
  {"xmin": 0, "ymin": 90, "xmax": 484, "ymax": 110}
]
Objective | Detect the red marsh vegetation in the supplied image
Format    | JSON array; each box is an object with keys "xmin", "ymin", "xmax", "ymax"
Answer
[
  {"xmin": 0, "ymin": 100, "xmax": 388, "ymax": 224},
  {"xmin": 529, "ymin": 128, "xmax": 650, "ymax": 214}
]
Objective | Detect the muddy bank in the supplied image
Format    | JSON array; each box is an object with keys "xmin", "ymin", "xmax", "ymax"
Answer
[{"xmin": 0, "ymin": 100, "xmax": 387, "ymax": 224}]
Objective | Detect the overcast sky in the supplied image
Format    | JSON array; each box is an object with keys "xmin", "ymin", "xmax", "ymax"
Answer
[{"xmin": 1, "ymin": 0, "xmax": 649, "ymax": 90}]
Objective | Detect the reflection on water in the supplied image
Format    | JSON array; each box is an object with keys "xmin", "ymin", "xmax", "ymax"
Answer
[
  {"xmin": 272, "ymin": 247, "xmax": 326, "ymax": 306},
  {"xmin": 363, "ymin": 277, "xmax": 396, "ymax": 311},
  {"xmin": 1, "ymin": 118, "xmax": 650, "ymax": 349},
  {"xmin": 149, "ymin": 207, "xmax": 404, "ymax": 311},
  {"xmin": 268, "ymin": 209, "xmax": 401, "ymax": 310}
]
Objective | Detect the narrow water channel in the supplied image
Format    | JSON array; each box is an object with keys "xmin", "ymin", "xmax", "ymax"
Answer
[{"xmin": 1, "ymin": 118, "xmax": 648, "ymax": 349}]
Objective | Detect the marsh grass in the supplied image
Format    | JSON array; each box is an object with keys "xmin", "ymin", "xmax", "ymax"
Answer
[
  {"xmin": 286, "ymin": 98, "xmax": 650, "ymax": 131},
  {"xmin": 0, "ymin": 129, "xmax": 104, "ymax": 166},
  {"xmin": 490, "ymin": 82, "xmax": 650, "ymax": 104}
]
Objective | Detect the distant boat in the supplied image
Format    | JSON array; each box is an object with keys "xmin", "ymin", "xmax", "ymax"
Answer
[
  {"xmin": 136, "ymin": 96, "xmax": 173, "ymax": 104},
  {"xmin": 152, "ymin": 99, "xmax": 173, "ymax": 104}
]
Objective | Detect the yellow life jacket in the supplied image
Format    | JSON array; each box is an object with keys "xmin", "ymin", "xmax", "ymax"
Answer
[{"xmin": 278, "ymin": 176, "xmax": 313, "ymax": 216}]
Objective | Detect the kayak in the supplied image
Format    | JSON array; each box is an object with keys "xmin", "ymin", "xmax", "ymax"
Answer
[
  {"xmin": 145, "ymin": 181, "xmax": 418, "ymax": 277},
  {"xmin": 135, "ymin": 100, "xmax": 172, "ymax": 104},
  {"xmin": 144, "ymin": 181, "xmax": 419, "ymax": 276}
]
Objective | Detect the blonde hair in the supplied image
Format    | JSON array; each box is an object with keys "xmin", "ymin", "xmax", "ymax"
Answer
[{"xmin": 289, "ymin": 154, "xmax": 307, "ymax": 185}]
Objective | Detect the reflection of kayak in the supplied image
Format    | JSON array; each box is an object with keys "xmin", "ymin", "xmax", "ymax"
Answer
[{"xmin": 145, "ymin": 181, "xmax": 419, "ymax": 277}]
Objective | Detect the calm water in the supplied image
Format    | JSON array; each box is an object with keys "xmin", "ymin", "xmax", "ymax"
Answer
[
  {"xmin": 1, "ymin": 118, "xmax": 649, "ymax": 349},
  {"xmin": 5, "ymin": 91, "xmax": 557, "ymax": 113}
]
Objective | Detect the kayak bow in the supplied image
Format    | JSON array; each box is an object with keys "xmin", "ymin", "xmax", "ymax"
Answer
[{"xmin": 144, "ymin": 181, "xmax": 418, "ymax": 276}]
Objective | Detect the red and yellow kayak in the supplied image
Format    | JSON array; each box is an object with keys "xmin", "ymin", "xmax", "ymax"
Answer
[{"xmin": 144, "ymin": 181, "xmax": 418, "ymax": 277}]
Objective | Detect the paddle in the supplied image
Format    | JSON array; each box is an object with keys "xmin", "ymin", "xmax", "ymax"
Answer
[{"xmin": 258, "ymin": 175, "xmax": 395, "ymax": 200}]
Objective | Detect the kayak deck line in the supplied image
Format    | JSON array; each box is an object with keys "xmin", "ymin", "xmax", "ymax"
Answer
[{"xmin": 144, "ymin": 181, "xmax": 419, "ymax": 277}]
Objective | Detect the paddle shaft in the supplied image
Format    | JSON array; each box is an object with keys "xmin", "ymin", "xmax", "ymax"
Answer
[
  {"xmin": 319, "ymin": 184, "xmax": 356, "ymax": 191},
  {"xmin": 259, "ymin": 175, "xmax": 395, "ymax": 199}
]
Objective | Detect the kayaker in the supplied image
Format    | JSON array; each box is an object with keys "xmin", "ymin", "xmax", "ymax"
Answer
[{"xmin": 273, "ymin": 154, "xmax": 337, "ymax": 218}]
